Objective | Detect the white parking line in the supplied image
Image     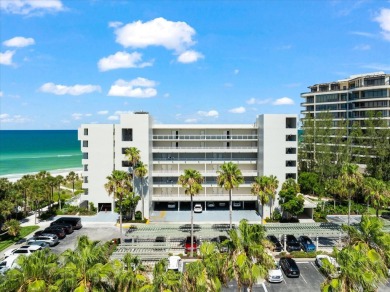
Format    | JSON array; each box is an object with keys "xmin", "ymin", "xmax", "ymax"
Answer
[
  {"xmin": 300, "ymin": 273, "xmax": 308, "ymax": 284},
  {"xmin": 310, "ymin": 261, "xmax": 326, "ymax": 279},
  {"xmin": 262, "ymin": 282, "xmax": 268, "ymax": 292}
]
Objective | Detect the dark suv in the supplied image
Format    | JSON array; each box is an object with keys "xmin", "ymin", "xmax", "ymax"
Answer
[
  {"xmin": 285, "ymin": 235, "xmax": 301, "ymax": 252},
  {"xmin": 280, "ymin": 257, "xmax": 300, "ymax": 277},
  {"xmin": 267, "ymin": 235, "xmax": 283, "ymax": 252}
]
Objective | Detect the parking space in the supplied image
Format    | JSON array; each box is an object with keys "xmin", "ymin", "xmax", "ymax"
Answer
[{"xmin": 265, "ymin": 261, "xmax": 325, "ymax": 292}]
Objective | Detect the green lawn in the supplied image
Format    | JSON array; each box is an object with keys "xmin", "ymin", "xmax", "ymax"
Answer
[{"xmin": 0, "ymin": 225, "xmax": 40, "ymax": 252}]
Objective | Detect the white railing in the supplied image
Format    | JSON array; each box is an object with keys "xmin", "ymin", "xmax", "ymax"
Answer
[
  {"xmin": 152, "ymin": 147, "xmax": 258, "ymax": 150},
  {"xmin": 152, "ymin": 135, "xmax": 258, "ymax": 140}
]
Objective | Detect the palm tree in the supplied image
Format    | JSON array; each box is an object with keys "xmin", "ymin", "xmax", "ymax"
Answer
[
  {"xmin": 216, "ymin": 162, "xmax": 244, "ymax": 229},
  {"xmin": 15, "ymin": 175, "xmax": 34, "ymax": 216},
  {"xmin": 105, "ymin": 170, "xmax": 132, "ymax": 243},
  {"xmin": 178, "ymin": 169, "xmax": 203, "ymax": 257},
  {"xmin": 55, "ymin": 175, "xmax": 64, "ymax": 209},
  {"xmin": 362, "ymin": 177, "xmax": 390, "ymax": 217},
  {"xmin": 46, "ymin": 175, "xmax": 57, "ymax": 209},
  {"xmin": 65, "ymin": 171, "xmax": 79, "ymax": 196},
  {"xmin": 338, "ymin": 163, "xmax": 363, "ymax": 226},
  {"xmin": 134, "ymin": 161, "xmax": 148, "ymax": 220},
  {"xmin": 152, "ymin": 258, "xmax": 182, "ymax": 292},
  {"xmin": 251, "ymin": 175, "xmax": 279, "ymax": 224},
  {"xmin": 125, "ymin": 147, "xmax": 141, "ymax": 185}
]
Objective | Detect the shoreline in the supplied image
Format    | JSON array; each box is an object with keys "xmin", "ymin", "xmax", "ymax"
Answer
[{"xmin": 0, "ymin": 167, "xmax": 83, "ymax": 182}]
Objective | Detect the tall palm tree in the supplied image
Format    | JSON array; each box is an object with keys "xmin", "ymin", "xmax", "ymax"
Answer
[
  {"xmin": 14, "ymin": 175, "xmax": 34, "ymax": 217},
  {"xmin": 338, "ymin": 163, "xmax": 363, "ymax": 226},
  {"xmin": 251, "ymin": 175, "xmax": 279, "ymax": 224},
  {"xmin": 362, "ymin": 177, "xmax": 390, "ymax": 217},
  {"xmin": 178, "ymin": 169, "xmax": 203, "ymax": 257},
  {"xmin": 134, "ymin": 161, "xmax": 148, "ymax": 220},
  {"xmin": 65, "ymin": 171, "xmax": 79, "ymax": 196},
  {"xmin": 152, "ymin": 258, "xmax": 182, "ymax": 292},
  {"xmin": 216, "ymin": 162, "xmax": 244, "ymax": 229},
  {"xmin": 125, "ymin": 147, "xmax": 141, "ymax": 185},
  {"xmin": 105, "ymin": 170, "xmax": 132, "ymax": 243},
  {"xmin": 55, "ymin": 175, "xmax": 64, "ymax": 209},
  {"xmin": 46, "ymin": 175, "xmax": 57, "ymax": 209}
]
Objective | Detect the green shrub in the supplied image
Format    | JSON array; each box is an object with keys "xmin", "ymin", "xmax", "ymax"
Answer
[
  {"xmin": 272, "ymin": 209, "xmax": 282, "ymax": 221},
  {"xmin": 135, "ymin": 211, "xmax": 142, "ymax": 220}
]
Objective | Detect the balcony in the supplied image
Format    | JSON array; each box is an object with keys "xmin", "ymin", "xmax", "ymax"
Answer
[
  {"xmin": 152, "ymin": 147, "xmax": 258, "ymax": 153},
  {"xmin": 152, "ymin": 134, "xmax": 258, "ymax": 140},
  {"xmin": 152, "ymin": 170, "xmax": 258, "ymax": 177}
]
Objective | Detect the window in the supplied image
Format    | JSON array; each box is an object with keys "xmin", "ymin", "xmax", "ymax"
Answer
[
  {"xmin": 286, "ymin": 160, "xmax": 296, "ymax": 167},
  {"xmin": 83, "ymin": 164, "xmax": 88, "ymax": 171},
  {"xmin": 83, "ymin": 140, "xmax": 88, "ymax": 147},
  {"xmin": 122, "ymin": 128, "xmax": 133, "ymax": 141},
  {"xmin": 83, "ymin": 188, "xmax": 89, "ymax": 195},
  {"xmin": 286, "ymin": 173, "xmax": 297, "ymax": 179},
  {"xmin": 84, "ymin": 128, "xmax": 88, "ymax": 135},
  {"xmin": 286, "ymin": 135, "xmax": 297, "ymax": 142},
  {"xmin": 122, "ymin": 161, "xmax": 131, "ymax": 167},
  {"xmin": 122, "ymin": 148, "xmax": 128, "ymax": 154},
  {"xmin": 286, "ymin": 118, "xmax": 296, "ymax": 129},
  {"xmin": 84, "ymin": 176, "xmax": 88, "ymax": 183},
  {"xmin": 83, "ymin": 152, "xmax": 88, "ymax": 159},
  {"xmin": 176, "ymin": 142, "xmax": 179, "ymax": 148},
  {"xmin": 286, "ymin": 148, "xmax": 296, "ymax": 154}
]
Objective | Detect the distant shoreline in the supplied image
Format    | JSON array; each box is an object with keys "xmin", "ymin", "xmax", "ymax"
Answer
[{"xmin": 0, "ymin": 167, "xmax": 83, "ymax": 182}]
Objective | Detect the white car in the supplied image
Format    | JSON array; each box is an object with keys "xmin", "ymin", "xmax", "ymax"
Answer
[
  {"xmin": 194, "ymin": 204, "xmax": 203, "ymax": 213},
  {"xmin": 268, "ymin": 261, "xmax": 284, "ymax": 283},
  {"xmin": 315, "ymin": 255, "xmax": 341, "ymax": 278},
  {"xmin": 4, "ymin": 245, "xmax": 42, "ymax": 258},
  {"xmin": 207, "ymin": 202, "xmax": 215, "ymax": 208},
  {"xmin": 233, "ymin": 202, "xmax": 242, "ymax": 207},
  {"xmin": 0, "ymin": 254, "xmax": 20, "ymax": 275},
  {"xmin": 167, "ymin": 255, "xmax": 183, "ymax": 272}
]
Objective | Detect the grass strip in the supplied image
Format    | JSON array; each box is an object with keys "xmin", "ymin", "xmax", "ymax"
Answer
[{"xmin": 0, "ymin": 225, "xmax": 40, "ymax": 252}]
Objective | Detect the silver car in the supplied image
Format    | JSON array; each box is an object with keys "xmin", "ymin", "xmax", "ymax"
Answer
[{"xmin": 28, "ymin": 234, "xmax": 58, "ymax": 247}]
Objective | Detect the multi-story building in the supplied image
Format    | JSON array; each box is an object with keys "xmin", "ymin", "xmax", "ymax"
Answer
[
  {"xmin": 78, "ymin": 113, "xmax": 298, "ymax": 220},
  {"xmin": 301, "ymin": 71, "xmax": 390, "ymax": 126}
]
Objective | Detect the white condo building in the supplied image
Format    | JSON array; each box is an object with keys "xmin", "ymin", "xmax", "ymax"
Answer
[{"xmin": 78, "ymin": 113, "xmax": 298, "ymax": 221}]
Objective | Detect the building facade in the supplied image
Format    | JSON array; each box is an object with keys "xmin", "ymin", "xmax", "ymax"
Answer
[
  {"xmin": 78, "ymin": 113, "xmax": 298, "ymax": 220},
  {"xmin": 301, "ymin": 71, "xmax": 390, "ymax": 126}
]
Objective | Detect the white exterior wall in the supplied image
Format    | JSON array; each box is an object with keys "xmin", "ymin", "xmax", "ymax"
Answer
[{"xmin": 257, "ymin": 114, "xmax": 298, "ymax": 219}]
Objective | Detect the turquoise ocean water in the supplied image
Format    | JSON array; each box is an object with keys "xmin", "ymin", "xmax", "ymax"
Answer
[{"xmin": 0, "ymin": 130, "xmax": 82, "ymax": 177}]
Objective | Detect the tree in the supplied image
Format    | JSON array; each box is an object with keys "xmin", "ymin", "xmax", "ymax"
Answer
[
  {"xmin": 178, "ymin": 169, "xmax": 203, "ymax": 257},
  {"xmin": 120, "ymin": 191, "xmax": 141, "ymax": 220},
  {"xmin": 105, "ymin": 170, "xmax": 132, "ymax": 243},
  {"xmin": 338, "ymin": 163, "xmax": 363, "ymax": 226},
  {"xmin": 216, "ymin": 162, "xmax": 244, "ymax": 229},
  {"xmin": 46, "ymin": 175, "xmax": 57, "ymax": 209},
  {"xmin": 2, "ymin": 219, "xmax": 21, "ymax": 237},
  {"xmin": 362, "ymin": 177, "xmax": 390, "ymax": 217},
  {"xmin": 134, "ymin": 161, "xmax": 148, "ymax": 220},
  {"xmin": 278, "ymin": 178, "xmax": 303, "ymax": 219},
  {"xmin": 251, "ymin": 175, "xmax": 279, "ymax": 223},
  {"xmin": 55, "ymin": 175, "xmax": 64, "ymax": 209},
  {"xmin": 14, "ymin": 175, "xmax": 34, "ymax": 216},
  {"xmin": 228, "ymin": 219, "xmax": 274, "ymax": 290},
  {"xmin": 298, "ymin": 172, "xmax": 323, "ymax": 197},
  {"xmin": 152, "ymin": 258, "xmax": 182, "ymax": 292},
  {"xmin": 65, "ymin": 171, "xmax": 79, "ymax": 196}
]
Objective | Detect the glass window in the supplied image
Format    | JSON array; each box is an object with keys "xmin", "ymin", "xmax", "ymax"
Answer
[
  {"xmin": 83, "ymin": 164, "xmax": 88, "ymax": 171},
  {"xmin": 84, "ymin": 128, "xmax": 88, "ymax": 135},
  {"xmin": 83, "ymin": 140, "xmax": 88, "ymax": 147},
  {"xmin": 122, "ymin": 129, "xmax": 133, "ymax": 141},
  {"xmin": 286, "ymin": 173, "xmax": 297, "ymax": 179},
  {"xmin": 286, "ymin": 118, "xmax": 297, "ymax": 129},
  {"xmin": 82, "ymin": 153, "xmax": 88, "ymax": 159}
]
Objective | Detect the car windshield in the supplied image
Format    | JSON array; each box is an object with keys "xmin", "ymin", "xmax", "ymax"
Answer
[
  {"xmin": 14, "ymin": 250, "xmax": 28, "ymax": 254},
  {"xmin": 303, "ymin": 238, "xmax": 312, "ymax": 244}
]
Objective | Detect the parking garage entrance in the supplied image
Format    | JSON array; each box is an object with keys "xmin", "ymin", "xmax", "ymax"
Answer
[
  {"xmin": 98, "ymin": 203, "xmax": 112, "ymax": 212},
  {"xmin": 153, "ymin": 201, "xmax": 257, "ymax": 211}
]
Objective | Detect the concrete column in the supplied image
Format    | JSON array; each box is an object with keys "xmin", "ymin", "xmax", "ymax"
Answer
[
  {"xmin": 316, "ymin": 236, "xmax": 319, "ymax": 251},
  {"xmin": 284, "ymin": 234, "xmax": 287, "ymax": 252}
]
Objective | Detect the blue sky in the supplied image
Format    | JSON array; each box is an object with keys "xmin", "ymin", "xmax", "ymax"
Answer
[{"xmin": 1, "ymin": 0, "xmax": 389, "ymax": 129}]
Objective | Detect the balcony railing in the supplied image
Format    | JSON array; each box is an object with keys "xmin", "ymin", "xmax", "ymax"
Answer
[
  {"xmin": 152, "ymin": 134, "xmax": 258, "ymax": 140},
  {"xmin": 153, "ymin": 147, "xmax": 258, "ymax": 150},
  {"xmin": 152, "ymin": 157, "xmax": 257, "ymax": 162}
]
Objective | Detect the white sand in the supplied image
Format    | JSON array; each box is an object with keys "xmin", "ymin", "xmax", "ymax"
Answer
[{"xmin": 0, "ymin": 168, "xmax": 83, "ymax": 183}]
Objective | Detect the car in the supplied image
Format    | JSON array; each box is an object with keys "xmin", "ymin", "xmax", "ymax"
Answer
[
  {"xmin": 381, "ymin": 212, "xmax": 390, "ymax": 220},
  {"xmin": 0, "ymin": 254, "xmax": 20, "ymax": 275},
  {"xmin": 299, "ymin": 235, "xmax": 316, "ymax": 252},
  {"xmin": 51, "ymin": 217, "xmax": 82, "ymax": 230},
  {"xmin": 39, "ymin": 227, "xmax": 66, "ymax": 239},
  {"xmin": 185, "ymin": 236, "xmax": 198, "ymax": 254},
  {"xmin": 268, "ymin": 261, "xmax": 284, "ymax": 283},
  {"xmin": 5, "ymin": 245, "xmax": 42, "ymax": 258},
  {"xmin": 267, "ymin": 235, "xmax": 283, "ymax": 252},
  {"xmin": 50, "ymin": 222, "xmax": 74, "ymax": 234},
  {"xmin": 285, "ymin": 235, "xmax": 301, "ymax": 252},
  {"xmin": 28, "ymin": 235, "xmax": 59, "ymax": 247},
  {"xmin": 315, "ymin": 255, "xmax": 341, "ymax": 278},
  {"xmin": 167, "ymin": 255, "xmax": 183, "ymax": 272},
  {"xmin": 154, "ymin": 236, "xmax": 167, "ymax": 251},
  {"xmin": 232, "ymin": 202, "xmax": 242, "ymax": 207},
  {"xmin": 219, "ymin": 202, "xmax": 227, "ymax": 207},
  {"xmin": 212, "ymin": 235, "xmax": 229, "ymax": 252},
  {"xmin": 194, "ymin": 204, "xmax": 203, "ymax": 213},
  {"xmin": 279, "ymin": 257, "xmax": 300, "ymax": 277},
  {"xmin": 207, "ymin": 202, "xmax": 215, "ymax": 208},
  {"xmin": 27, "ymin": 241, "xmax": 50, "ymax": 248},
  {"xmin": 167, "ymin": 203, "xmax": 176, "ymax": 209}
]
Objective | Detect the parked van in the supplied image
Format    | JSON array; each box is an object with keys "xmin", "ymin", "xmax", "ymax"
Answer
[{"xmin": 51, "ymin": 217, "xmax": 82, "ymax": 229}]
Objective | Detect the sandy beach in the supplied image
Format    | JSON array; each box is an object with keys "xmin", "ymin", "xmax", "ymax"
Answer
[{"xmin": 0, "ymin": 168, "xmax": 83, "ymax": 183}]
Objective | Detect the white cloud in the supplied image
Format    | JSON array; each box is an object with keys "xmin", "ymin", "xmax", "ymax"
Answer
[
  {"xmin": 114, "ymin": 110, "xmax": 133, "ymax": 115},
  {"xmin": 273, "ymin": 97, "xmax": 294, "ymax": 105},
  {"xmin": 108, "ymin": 115, "xmax": 119, "ymax": 121},
  {"xmin": 0, "ymin": 113, "xmax": 29, "ymax": 123},
  {"xmin": 108, "ymin": 78, "xmax": 157, "ymax": 98},
  {"xmin": 0, "ymin": 91, "xmax": 3, "ymax": 97},
  {"xmin": 375, "ymin": 8, "xmax": 390, "ymax": 41},
  {"xmin": 72, "ymin": 113, "xmax": 83, "ymax": 120},
  {"xmin": 0, "ymin": 50, "xmax": 15, "ymax": 65},
  {"xmin": 197, "ymin": 110, "xmax": 219, "ymax": 118},
  {"xmin": 246, "ymin": 98, "xmax": 272, "ymax": 105},
  {"xmin": 0, "ymin": 0, "xmax": 64, "ymax": 15},
  {"xmin": 97, "ymin": 110, "xmax": 108, "ymax": 115},
  {"xmin": 114, "ymin": 17, "xmax": 196, "ymax": 52},
  {"xmin": 85, "ymin": 113, "xmax": 92, "ymax": 117},
  {"xmin": 98, "ymin": 51, "xmax": 153, "ymax": 71},
  {"xmin": 353, "ymin": 44, "xmax": 371, "ymax": 50},
  {"xmin": 361, "ymin": 63, "xmax": 390, "ymax": 71},
  {"xmin": 3, "ymin": 37, "xmax": 35, "ymax": 48},
  {"xmin": 229, "ymin": 106, "xmax": 246, "ymax": 114},
  {"xmin": 234, "ymin": 69, "xmax": 239, "ymax": 75},
  {"xmin": 39, "ymin": 83, "xmax": 101, "ymax": 95},
  {"xmin": 350, "ymin": 31, "xmax": 376, "ymax": 38},
  {"xmin": 108, "ymin": 21, "xmax": 123, "ymax": 28},
  {"xmin": 185, "ymin": 118, "xmax": 198, "ymax": 123},
  {"xmin": 177, "ymin": 50, "xmax": 203, "ymax": 63}
]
